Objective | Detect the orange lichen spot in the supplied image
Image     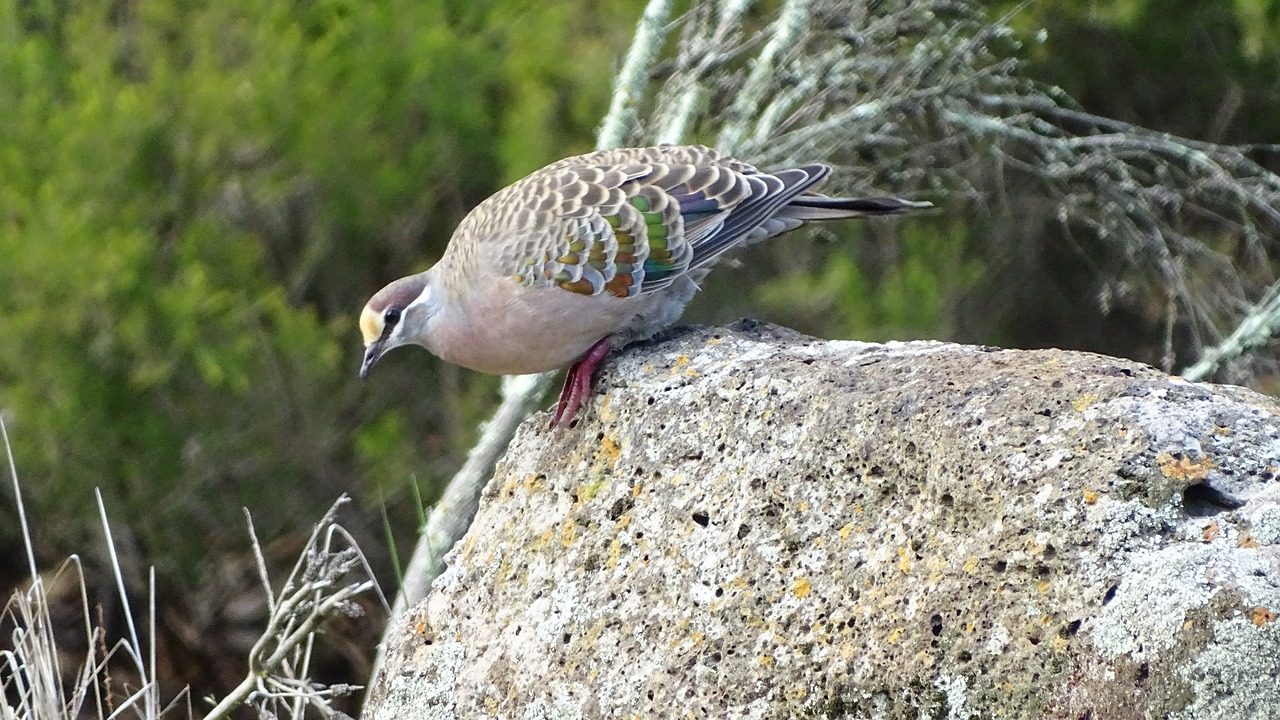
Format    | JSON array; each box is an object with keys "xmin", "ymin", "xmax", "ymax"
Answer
[
  {"xmin": 792, "ymin": 576, "xmax": 812, "ymax": 598},
  {"xmin": 1239, "ymin": 533, "xmax": 1261, "ymax": 549},
  {"xmin": 1202, "ymin": 521, "xmax": 1220, "ymax": 542},
  {"xmin": 1251, "ymin": 606, "xmax": 1277, "ymax": 626},
  {"xmin": 1083, "ymin": 489, "xmax": 1100, "ymax": 504},
  {"xmin": 1157, "ymin": 453, "xmax": 1214, "ymax": 482},
  {"xmin": 597, "ymin": 434, "xmax": 621, "ymax": 471},
  {"xmin": 632, "ymin": 482, "xmax": 644, "ymax": 497}
]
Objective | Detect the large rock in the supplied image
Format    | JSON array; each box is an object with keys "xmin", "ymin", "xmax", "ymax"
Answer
[{"xmin": 365, "ymin": 322, "xmax": 1280, "ymax": 719}]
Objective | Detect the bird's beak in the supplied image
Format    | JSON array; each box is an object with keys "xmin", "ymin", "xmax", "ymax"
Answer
[{"xmin": 359, "ymin": 339, "xmax": 388, "ymax": 380}]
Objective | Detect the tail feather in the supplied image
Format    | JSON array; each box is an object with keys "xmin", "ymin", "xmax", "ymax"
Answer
[{"xmin": 782, "ymin": 195, "xmax": 933, "ymax": 221}]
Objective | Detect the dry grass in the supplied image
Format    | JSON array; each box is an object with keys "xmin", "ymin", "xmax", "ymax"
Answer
[{"xmin": 1, "ymin": 418, "xmax": 384, "ymax": 720}]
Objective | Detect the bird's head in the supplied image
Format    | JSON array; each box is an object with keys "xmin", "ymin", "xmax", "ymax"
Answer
[{"xmin": 359, "ymin": 273, "xmax": 435, "ymax": 380}]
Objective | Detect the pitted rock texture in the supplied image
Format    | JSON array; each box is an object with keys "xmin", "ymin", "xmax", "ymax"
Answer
[{"xmin": 365, "ymin": 322, "xmax": 1280, "ymax": 720}]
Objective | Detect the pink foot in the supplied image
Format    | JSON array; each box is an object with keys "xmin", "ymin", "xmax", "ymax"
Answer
[{"xmin": 551, "ymin": 337, "xmax": 613, "ymax": 427}]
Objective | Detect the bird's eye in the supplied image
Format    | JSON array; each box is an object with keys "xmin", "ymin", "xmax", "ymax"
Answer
[{"xmin": 384, "ymin": 307, "xmax": 402, "ymax": 325}]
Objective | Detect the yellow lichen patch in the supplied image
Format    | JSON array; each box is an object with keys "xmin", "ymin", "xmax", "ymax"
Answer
[
  {"xmin": 632, "ymin": 482, "xmax": 645, "ymax": 497},
  {"xmin": 811, "ymin": 619, "xmax": 831, "ymax": 643},
  {"xmin": 962, "ymin": 556, "xmax": 979, "ymax": 574},
  {"xmin": 594, "ymin": 435, "xmax": 622, "ymax": 473},
  {"xmin": 598, "ymin": 394, "xmax": 616, "ymax": 423},
  {"xmin": 691, "ymin": 632, "xmax": 704, "ymax": 645},
  {"xmin": 785, "ymin": 686, "xmax": 808, "ymax": 701},
  {"xmin": 897, "ymin": 547, "xmax": 912, "ymax": 575},
  {"xmin": 758, "ymin": 653, "xmax": 775, "ymax": 667},
  {"xmin": 793, "ymin": 576, "xmax": 812, "ymax": 598},
  {"xmin": 887, "ymin": 627, "xmax": 903, "ymax": 644},
  {"xmin": 1038, "ymin": 581, "xmax": 1051, "ymax": 593},
  {"xmin": 1157, "ymin": 453, "xmax": 1215, "ymax": 482},
  {"xmin": 1215, "ymin": 425, "xmax": 1231, "ymax": 435},
  {"xmin": 607, "ymin": 538, "xmax": 623, "ymax": 570},
  {"xmin": 666, "ymin": 353, "xmax": 702, "ymax": 377},
  {"xmin": 1050, "ymin": 634, "xmax": 1070, "ymax": 653},
  {"xmin": 578, "ymin": 477, "xmax": 608, "ymax": 503},
  {"xmin": 927, "ymin": 558, "xmax": 948, "ymax": 585},
  {"xmin": 523, "ymin": 474, "xmax": 546, "ymax": 493},
  {"xmin": 705, "ymin": 337, "xmax": 724, "ymax": 347},
  {"xmin": 1072, "ymin": 393, "xmax": 1100, "ymax": 412},
  {"xmin": 797, "ymin": 501, "xmax": 810, "ymax": 512},
  {"xmin": 616, "ymin": 514, "xmax": 631, "ymax": 529},
  {"xmin": 461, "ymin": 533, "xmax": 478, "ymax": 557},
  {"xmin": 538, "ymin": 528, "xmax": 555, "ymax": 548},
  {"xmin": 561, "ymin": 521, "xmax": 578, "ymax": 548},
  {"xmin": 1083, "ymin": 489, "xmax": 1100, "ymax": 504},
  {"xmin": 838, "ymin": 523, "xmax": 854, "ymax": 541},
  {"xmin": 1251, "ymin": 606, "xmax": 1277, "ymax": 626}
]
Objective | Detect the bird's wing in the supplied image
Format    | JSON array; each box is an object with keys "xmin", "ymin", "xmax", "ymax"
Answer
[{"xmin": 486, "ymin": 146, "xmax": 828, "ymax": 299}]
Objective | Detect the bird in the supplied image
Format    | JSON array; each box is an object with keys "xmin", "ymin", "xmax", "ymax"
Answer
[{"xmin": 359, "ymin": 144, "xmax": 930, "ymax": 426}]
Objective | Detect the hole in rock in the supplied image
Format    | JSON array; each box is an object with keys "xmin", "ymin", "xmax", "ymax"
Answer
[{"xmin": 1182, "ymin": 482, "xmax": 1244, "ymax": 517}]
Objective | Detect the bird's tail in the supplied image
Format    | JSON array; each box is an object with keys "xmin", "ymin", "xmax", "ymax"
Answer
[{"xmin": 781, "ymin": 194, "xmax": 933, "ymax": 221}]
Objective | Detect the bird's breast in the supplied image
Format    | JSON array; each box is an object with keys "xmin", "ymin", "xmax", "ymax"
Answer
[{"xmin": 425, "ymin": 278, "xmax": 672, "ymax": 376}]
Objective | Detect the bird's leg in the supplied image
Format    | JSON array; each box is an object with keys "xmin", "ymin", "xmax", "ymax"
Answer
[{"xmin": 551, "ymin": 336, "xmax": 613, "ymax": 427}]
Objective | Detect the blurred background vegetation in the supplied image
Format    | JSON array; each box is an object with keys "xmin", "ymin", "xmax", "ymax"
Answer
[{"xmin": 1, "ymin": 0, "xmax": 1278, "ymax": 710}]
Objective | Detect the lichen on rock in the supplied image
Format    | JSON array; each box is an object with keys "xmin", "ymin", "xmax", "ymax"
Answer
[{"xmin": 365, "ymin": 321, "xmax": 1280, "ymax": 720}]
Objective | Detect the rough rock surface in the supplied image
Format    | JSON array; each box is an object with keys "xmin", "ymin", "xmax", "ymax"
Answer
[{"xmin": 365, "ymin": 321, "xmax": 1280, "ymax": 719}]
